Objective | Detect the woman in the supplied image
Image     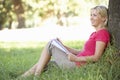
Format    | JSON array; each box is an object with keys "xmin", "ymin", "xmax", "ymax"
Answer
[{"xmin": 21, "ymin": 5, "xmax": 110, "ymax": 77}]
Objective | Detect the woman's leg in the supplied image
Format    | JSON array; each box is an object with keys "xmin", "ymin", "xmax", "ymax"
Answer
[
  {"xmin": 21, "ymin": 63, "xmax": 38, "ymax": 77},
  {"xmin": 34, "ymin": 47, "xmax": 51, "ymax": 76},
  {"xmin": 21, "ymin": 41, "xmax": 51, "ymax": 77}
]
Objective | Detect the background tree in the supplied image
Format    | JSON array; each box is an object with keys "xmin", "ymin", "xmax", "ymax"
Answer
[
  {"xmin": 0, "ymin": 0, "xmax": 108, "ymax": 30},
  {"xmin": 108, "ymin": 0, "xmax": 120, "ymax": 50},
  {"xmin": 12, "ymin": 0, "xmax": 25, "ymax": 28}
]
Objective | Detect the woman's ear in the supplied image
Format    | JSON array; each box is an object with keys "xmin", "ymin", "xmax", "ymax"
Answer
[
  {"xmin": 103, "ymin": 17, "xmax": 108, "ymax": 26},
  {"xmin": 102, "ymin": 17, "xmax": 107, "ymax": 22}
]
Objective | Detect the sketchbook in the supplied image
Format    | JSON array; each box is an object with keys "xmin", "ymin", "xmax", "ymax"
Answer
[{"xmin": 51, "ymin": 39, "xmax": 69, "ymax": 54}]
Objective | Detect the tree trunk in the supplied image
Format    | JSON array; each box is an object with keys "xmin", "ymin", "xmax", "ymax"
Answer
[
  {"xmin": 12, "ymin": 0, "xmax": 25, "ymax": 28},
  {"xmin": 108, "ymin": 0, "xmax": 120, "ymax": 50}
]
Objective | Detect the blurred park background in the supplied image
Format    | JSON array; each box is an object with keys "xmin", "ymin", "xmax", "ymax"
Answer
[
  {"xmin": 0, "ymin": 0, "xmax": 108, "ymax": 42},
  {"xmin": 1, "ymin": 1, "xmax": 120, "ymax": 80}
]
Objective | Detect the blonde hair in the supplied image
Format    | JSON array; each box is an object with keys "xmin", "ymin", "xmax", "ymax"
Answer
[{"xmin": 91, "ymin": 6, "xmax": 108, "ymax": 27}]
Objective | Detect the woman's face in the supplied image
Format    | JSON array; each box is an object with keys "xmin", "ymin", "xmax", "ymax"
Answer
[{"xmin": 90, "ymin": 10, "xmax": 105, "ymax": 27}]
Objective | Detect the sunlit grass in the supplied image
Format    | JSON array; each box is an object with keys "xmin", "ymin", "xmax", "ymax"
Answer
[{"xmin": 0, "ymin": 41, "xmax": 119, "ymax": 80}]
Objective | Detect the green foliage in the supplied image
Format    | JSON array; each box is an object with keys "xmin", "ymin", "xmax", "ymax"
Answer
[
  {"xmin": 0, "ymin": 41, "xmax": 119, "ymax": 80},
  {"xmin": 0, "ymin": 0, "xmax": 13, "ymax": 29},
  {"xmin": 85, "ymin": 0, "xmax": 108, "ymax": 5},
  {"xmin": 0, "ymin": 0, "xmax": 109, "ymax": 29}
]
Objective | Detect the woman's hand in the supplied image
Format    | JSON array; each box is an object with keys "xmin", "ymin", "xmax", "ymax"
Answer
[{"xmin": 68, "ymin": 53, "xmax": 77, "ymax": 62}]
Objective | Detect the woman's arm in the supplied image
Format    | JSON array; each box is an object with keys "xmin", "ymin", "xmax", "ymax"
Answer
[
  {"xmin": 64, "ymin": 45, "xmax": 80, "ymax": 55},
  {"xmin": 68, "ymin": 41, "xmax": 106, "ymax": 62}
]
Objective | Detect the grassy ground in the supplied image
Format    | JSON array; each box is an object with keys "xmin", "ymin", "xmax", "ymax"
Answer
[{"xmin": 0, "ymin": 41, "xmax": 119, "ymax": 80}]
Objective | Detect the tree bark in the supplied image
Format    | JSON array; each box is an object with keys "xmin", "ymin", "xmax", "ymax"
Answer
[
  {"xmin": 108, "ymin": 0, "xmax": 120, "ymax": 50},
  {"xmin": 12, "ymin": 0, "xmax": 25, "ymax": 28}
]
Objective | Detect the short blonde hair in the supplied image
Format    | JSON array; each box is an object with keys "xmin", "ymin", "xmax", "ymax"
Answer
[{"xmin": 91, "ymin": 6, "xmax": 108, "ymax": 27}]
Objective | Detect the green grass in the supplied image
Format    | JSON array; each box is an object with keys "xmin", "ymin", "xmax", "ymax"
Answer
[{"xmin": 0, "ymin": 41, "xmax": 120, "ymax": 80}]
